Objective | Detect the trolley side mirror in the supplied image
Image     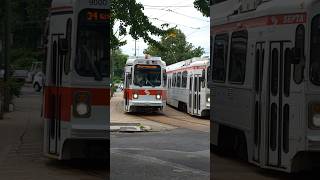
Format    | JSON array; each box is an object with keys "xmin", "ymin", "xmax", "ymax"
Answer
[
  {"xmin": 291, "ymin": 47, "xmax": 301, "ymax": 65},
  {"xmin": 201, "ymin": 69, "xmax": 206, "ymax": 81},
  {"xmin": 59, "ymin": 39, "xmax": 68, "ymax": 55}
]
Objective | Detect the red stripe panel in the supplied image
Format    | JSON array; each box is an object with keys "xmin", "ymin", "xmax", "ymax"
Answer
[
  {"xmin": 124, "ymin": 89, "xmax": 167, "ymax": 100},
  {"xmin": 211, "ymin": 13, "xmax": 306, "ymax": 33},
  {"xmin": 43, "ymin": 87, "xmax": 110, "ymax": 122},
  {"xmin": 167, "ymin": 65, "xmax": 206, "ymax": 74}
]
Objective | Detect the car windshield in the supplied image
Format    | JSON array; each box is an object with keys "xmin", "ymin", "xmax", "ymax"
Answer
[
  {"xmin": 75, "ymin": 9, "xmax": 109, "ymax": 80},
  {"xmin": 133, "ymin": 65, "xmax": 161, "ymax": 87}
]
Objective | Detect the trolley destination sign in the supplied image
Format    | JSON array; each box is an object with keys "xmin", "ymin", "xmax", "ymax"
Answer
[{"xmin": 86, "ymin": 9, "xmax": 111, "ymax": 22}]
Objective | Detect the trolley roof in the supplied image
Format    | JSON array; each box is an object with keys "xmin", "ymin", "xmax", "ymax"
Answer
[
  {"xmin": 126, "ymin": 56, "xmax": 165, "ymax": 66},
  {"xmin": 51, "ymin": 0, "xmax": 73, "ymax": 7},
  {"xmin": 166, "ymin": 57, "xmax": 209, "ymax": 72},
  {"xmin": 211, "ymin": 0, "xmax": 315, "ymax": 28}
]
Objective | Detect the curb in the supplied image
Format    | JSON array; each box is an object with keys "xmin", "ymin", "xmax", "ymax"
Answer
[{"xmin": 110, "ymin": 123, "xmax": 152, "ymax": 132}]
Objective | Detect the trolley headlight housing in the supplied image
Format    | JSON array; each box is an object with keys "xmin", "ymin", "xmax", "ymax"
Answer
[
  {"xmin": 133, "ymin": 93, "xmax": 139, "ymax": 99},
  {"xmin": 206, "ymin": 94, "xmax": 210, "ymax": 103},
  {"xmin": 156, "ymin": 94, "xmax": 161, "ymax": 100},
  {"xmin": 309, "ymin": 103, "xmax": 320, "ymax": 129},
  {"xmin": 73, "ymin": 91, "xmax": 91, "ymax": 118}
]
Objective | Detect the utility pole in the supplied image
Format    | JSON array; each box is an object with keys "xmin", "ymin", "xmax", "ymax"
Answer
[
  {"xmin": 3, "ymin": 0, "xmax": 10, "ymax": 112},
  {"xmin": 134, "ymin": 39, "xmax": 137, "ymax": 57}
]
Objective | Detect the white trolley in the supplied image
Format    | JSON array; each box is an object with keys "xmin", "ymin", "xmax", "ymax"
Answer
[
  {"xmin": 42, "ymin": 0, "xmax": 110, "ymax": 160},
  {"xmin": 167, "ymin": 57, "xmax": 210, "ymax": 117},
  {"xmin": 210, "ymin": 0, "xmax": 320, "ymax": 172},
  {"xmin": 123, "ymin": 56, "xmax": 167, "ymax": 112}
]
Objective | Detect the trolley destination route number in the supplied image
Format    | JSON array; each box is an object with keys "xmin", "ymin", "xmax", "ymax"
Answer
[{"xmin": 86, "ymin": 10, "xmax": 110, "ymax": 22}]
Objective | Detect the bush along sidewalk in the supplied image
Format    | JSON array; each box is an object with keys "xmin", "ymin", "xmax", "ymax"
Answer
[{"xmin": 0, "ymin": 78, "xmax": 24, "ymax": 114}]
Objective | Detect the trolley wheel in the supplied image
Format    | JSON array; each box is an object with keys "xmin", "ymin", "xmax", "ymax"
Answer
[
  {"xmin": 216, "ymin": 126, "xmax": 233, "ymax": 156},
  {"xmin": 233, "ymin": 132, "xmax": 248, "ymax": 161}
]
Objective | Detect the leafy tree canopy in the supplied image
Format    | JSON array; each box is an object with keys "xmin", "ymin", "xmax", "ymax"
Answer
[
  {"xmin": 144, "ymin": 28, "xmax": 205, "ymax": 65},
  {"xmin": 112, "ymin": 0, "xmax": 172, "ymax": 49},
  {"xmin": 194, "ymin": 0, "xmax": 210, "ymax": 17},
  {"xmin": 112, "ymin": 48, "xmax": 128, "ymax": 81},
  {"xmin": 112, "ymin": 0, "xmax": 209, "ymax": 49}
]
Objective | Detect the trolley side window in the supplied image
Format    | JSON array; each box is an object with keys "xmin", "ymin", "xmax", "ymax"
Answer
[
  {"xmin": 284, "ymin": 48, "xmax": 291, "ymax": 97},
  {"xmin": 177, "ymin": 72, "xmax": 182, "ymax": 88},
  {"xmin": 173, "ymin": 73, "xmax": 176, "ymax": 87},
  {"xmin": 182, "ymin": 71, "xmax": 188, "ymax": 88},
  {"xmin": 294, "ymin": 24, "xmax": 305, "ymax": 84},
  {"xmin": 75, "ymin": 9, "xmax": 109, "ymax": 79},
  {"xmin": 64, "ymin": 18, "xmax": 72, "ymax": 75},
  {"xmin": 310, "ymin": 15, "xmax": 320, "ymax": 85},
  {"xmin": 163, "ymin": 69, "xmax": 167, "ymax": 87},
  {"xmin": 210, "ymin": 0, "xmax": 227, "ymax": 5},
  {"xmin": 228, "ymin": 30, "xmax": 248, "ymax": 84},
  {"xmin": 212, "ymin": 34, "xmax": 228, "ymax": 82},
  {"xmin": 271, "ymin": 48, "xmax": 279, "ymax": 96}
]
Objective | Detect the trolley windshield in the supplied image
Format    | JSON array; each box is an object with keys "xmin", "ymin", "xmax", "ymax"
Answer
[
  {"xmin": 76, "ymin": 9, "xmax": 109, "ymax": 80},
  {"xmin": 134, "ymin": 65, "xmax": 161, "ymax": 87}
]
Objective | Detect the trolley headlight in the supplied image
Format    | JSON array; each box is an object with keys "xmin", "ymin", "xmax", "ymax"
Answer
[
  {"xmin": 156, "ymin": 94, "xmax": 161, "ymax": 100},
  {"xmin": 76, "ymin": 103, "xmax": 89, "ymax": 116},
  {"xmin": 73, "ymin": 91, "xmax": 91, "ymax": 118},
  {"xmin": 313, "ymin": 114, "xmax": 320, "ymax": 127},
  {"xmin": 206, "ymin": 94, "xmax": 210, "ymax": 103},
  {"xmin": 133, "ymin": 93, "xmax": 139, "ymax": 99},
  {"xmin": 309, "ymin": 103, "xmax": 320, "ymax": 128}
]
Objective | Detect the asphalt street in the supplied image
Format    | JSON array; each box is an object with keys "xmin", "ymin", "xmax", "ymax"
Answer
[
  {"xmin": 111, "ymin": 129, "xmax": 210, "ymax": 180},
  {"xmin": 110, "ymin": 92, "xmax": 210, "ymax": 180}
]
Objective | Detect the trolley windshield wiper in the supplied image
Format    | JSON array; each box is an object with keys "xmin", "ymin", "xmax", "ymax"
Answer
[{"xmin": 82, "ymin": 45, "xmax": 102, "ymax": 81}]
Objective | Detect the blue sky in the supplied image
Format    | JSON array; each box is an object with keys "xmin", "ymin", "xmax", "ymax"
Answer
[{"xmin": 117, "ymin": 0, "xmax": 210, "ymax": 57}]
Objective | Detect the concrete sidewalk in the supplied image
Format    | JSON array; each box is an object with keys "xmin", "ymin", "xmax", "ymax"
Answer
[{"xmin": 0, "ymin": 85, "xmax": 106, "ymax": 180}]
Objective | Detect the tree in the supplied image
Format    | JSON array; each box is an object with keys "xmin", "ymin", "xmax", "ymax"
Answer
[
  {"xmin": 194, "ymin": 0, "xmax": 210, "ymax": 17},
  {"xmin": 144, "ymin": 28, "xmax": 205, "ymax": 65},
  {"xmin": 112, "ymin": 0, "xmax": 209, "ymax": 50},
  {"xmin": 112, "ymin": 0, "xmax": 171, "ymax": 49},
  {"xmin": 112, "ymin": 49, "xmax": 129, "ymax": 82}
]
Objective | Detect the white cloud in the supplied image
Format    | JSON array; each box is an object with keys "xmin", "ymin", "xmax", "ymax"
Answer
[{"xmin": 118, "ymin": 0, "xmax": 210, "ymax": 57}]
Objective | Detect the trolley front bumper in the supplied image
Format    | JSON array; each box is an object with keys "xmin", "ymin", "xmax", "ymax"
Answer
[
  {"xmin": 71, "ymin": 125, "xmax": 109, "ymax": 139},
  {"xmin": 307, "ymin": 135, "xmax": 320, "ymax": 150},
  {"xmin": 130, "ymin": 100, "xmax": 165, "ymax": 107}
]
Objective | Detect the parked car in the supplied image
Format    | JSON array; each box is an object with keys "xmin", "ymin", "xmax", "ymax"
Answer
[
  {"xmin": 26, "ymin": 62, "xmax": 42, "ymax": 83},
  {"xmin": 12, "ymin": 69, "xmax": 28, "ymax": 82},
  {"xmin": 33, "ymin": 71, "xmax": 44, "ymax": 92},
  {"xmin": 0, "ymin": 68, "xmax": 26, "ymax": 81}
]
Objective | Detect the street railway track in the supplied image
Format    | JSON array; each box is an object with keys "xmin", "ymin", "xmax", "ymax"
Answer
[{"xmin": 112, "ymin": 92, "xmax": 209, "ymax": 132}]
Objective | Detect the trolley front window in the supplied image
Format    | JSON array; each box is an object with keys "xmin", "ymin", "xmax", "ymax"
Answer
[
  {"xmin": 134, "ymin": 65, "xmax": 161, "ymax": 87},
  {"xmin": 75, "ymin": 9, "xmax": 109, "ymax": 79},
  {"xmin": 310, "ymin": 15, "xmax": 320, "ymax": 85}
]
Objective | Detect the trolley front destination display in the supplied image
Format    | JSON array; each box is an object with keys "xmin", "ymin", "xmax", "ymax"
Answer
[
  {"xmin": 210, "ymin": 0, "xmax": 320, "ymax": 172},
  {"xmin": 42, "ymin": 0, "xmax": 110, "ymax": 160}
]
